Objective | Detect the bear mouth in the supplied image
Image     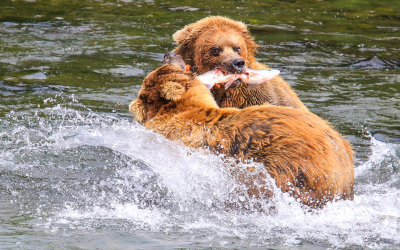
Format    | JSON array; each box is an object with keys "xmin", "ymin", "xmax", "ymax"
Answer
[
  {"xmin": 213, "ymin": 67, "xmax": 243, "ymax": 90},
  {"xmin": 215, "ymin": 62, "xmax": 245, "ymax": 75}
]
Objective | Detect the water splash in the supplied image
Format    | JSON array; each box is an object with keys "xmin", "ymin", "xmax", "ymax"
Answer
[{"xmin": 1, "ymin": 98, "xmax": 399, "ymax": 248}]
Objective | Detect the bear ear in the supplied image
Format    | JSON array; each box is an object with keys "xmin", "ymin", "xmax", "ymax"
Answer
[
  {"xmin": 173, "ymin": 25, "xmax": 193, "ymax": 45},
  {"xmin": 129, "ymin": 99, "xmax": 147, "ymax": 124},
  {"xmin": 173, "ymin": 23, "xmax": 202, "ymax": 49},
  {"xmin": 160, "ymin": 81, "xmax": 185, "ymax": 101}
]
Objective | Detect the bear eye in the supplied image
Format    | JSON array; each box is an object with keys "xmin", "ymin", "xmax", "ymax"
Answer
[
  {"xmin": 233, "ymin": 46, "xmax": 241, "ymax": 54},
  {"xmin": 210, "ymin": 47, "xmax": 222, "ymax": 57}
]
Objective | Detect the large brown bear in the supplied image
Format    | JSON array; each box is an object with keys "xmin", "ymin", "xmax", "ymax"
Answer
[
  {"xmin": 129, "ymin": 55, "xmax": 354, "ymax": 208},
  {"xmin": 172, "ymin": 16, "xmax": 308, "ymax": 110}
]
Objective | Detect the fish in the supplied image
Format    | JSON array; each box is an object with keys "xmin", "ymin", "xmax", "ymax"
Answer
[
  {"xmin": 196, "ymin": 69, "xmax": 239, "ymax": 90},
  {"xmin": 237, "ymin": 68, "xmax": 281, "ymax": 90},
  {"xmin": 196, "ymin": 68, "xmax": 280, "ymax": 90}
]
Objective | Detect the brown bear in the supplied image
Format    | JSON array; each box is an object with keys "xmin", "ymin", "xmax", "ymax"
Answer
[
  {"xmin": 172, "ymin": 16, "xmax": 308, "ymax": 111},
  {"xmin": 129, "ymin": 55, "xmax": 354, "ymax": 208}
]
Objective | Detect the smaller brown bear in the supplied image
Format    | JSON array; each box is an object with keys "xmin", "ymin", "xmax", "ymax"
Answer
[
  {"xmin": 173, "ymin": 16, "xmax": 308, "ymax": 110},
  {"xmin": 130, "ymin": 54, "xmax": 354, "ymax": 208}
]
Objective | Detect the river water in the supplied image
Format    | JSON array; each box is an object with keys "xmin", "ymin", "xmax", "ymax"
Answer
[{"xmin": 1, "ymin": 0, "xmax": 399, "ymax": 248}]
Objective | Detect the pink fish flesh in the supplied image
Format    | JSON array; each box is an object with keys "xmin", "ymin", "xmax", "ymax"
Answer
[
  {"xmin": 196, "ymin": 69, "xmax": 238, "ymax": 90},
  {"xmin": 196, "ymin": 68, "xmax": 280, "ymax": 90}
]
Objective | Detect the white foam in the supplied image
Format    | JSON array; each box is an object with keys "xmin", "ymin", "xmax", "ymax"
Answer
[
  {"xmin": 53, "ymin": 203, "xmax": 166, "ymax": 231},
  {"xmin": 355, "ymin": 136, "xmax": 398, "ymax": 177},
  {"xmin": 3, "ymin": 103, "xmax": 399, "ymax": 248}
]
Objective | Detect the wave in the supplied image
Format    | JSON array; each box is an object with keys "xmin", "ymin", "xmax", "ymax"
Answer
[{"xmin": 1, "ymin": 99, "xmax": 399, "ymax": 248}]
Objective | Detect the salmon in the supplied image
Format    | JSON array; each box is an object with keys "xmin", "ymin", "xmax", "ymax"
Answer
[{"xmin": 196, "ymin": 68, "xmax": 280, "ymax": 90}]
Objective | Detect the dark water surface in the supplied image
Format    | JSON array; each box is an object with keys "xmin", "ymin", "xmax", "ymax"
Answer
[{"xmin": 1, "ymin": 0, "xmax": 399, "ymax": 248}]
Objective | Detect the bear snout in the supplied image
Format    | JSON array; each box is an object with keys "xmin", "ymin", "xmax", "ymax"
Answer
[
  {"xmin": 219, "ymin": 58, "xmax": 245, "ymax": 74},
  {"xmin": 230, "ymin": 58, "xmax": 245, "ymax": 73}
]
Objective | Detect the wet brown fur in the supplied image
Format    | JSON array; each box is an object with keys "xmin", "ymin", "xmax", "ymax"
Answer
[
  {"xmin": 173, "ymin": 16, "xmax": 308, "ymax": 111},
  {"xmin": 130, "ymin": 64, "xmax": 354, "ymax": 208}
]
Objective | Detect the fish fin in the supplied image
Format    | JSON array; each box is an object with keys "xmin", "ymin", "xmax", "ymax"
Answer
[
  {"xmin": 246, "ymin": 83, "xmax": 261, "ymax": 90},
  {"xmin": 225, "ymin": 79, "xmax": 241, "ymax": 90},
  {"xmin": 224, "ymin": 82, "xmax": 233, "ymax": 90}
]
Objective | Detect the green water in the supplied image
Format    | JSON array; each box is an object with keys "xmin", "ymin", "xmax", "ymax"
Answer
[{"xmin": 1, "ymin": 0, "xmax": 399, "ymax": 248}]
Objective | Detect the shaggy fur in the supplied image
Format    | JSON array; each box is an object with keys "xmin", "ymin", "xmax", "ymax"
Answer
[
  {"xmin": 173, "ymin": 16, "xmax": 308, "ymax": 110},
  {"xmin": 130, "ymin": 63, "xmax": 354, "ymax": 208}
]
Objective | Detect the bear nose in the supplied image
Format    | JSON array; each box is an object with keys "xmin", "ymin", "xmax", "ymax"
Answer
[{"xmin": 231, "ymin": 58, "xmax": 245, "ymax": 72}]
